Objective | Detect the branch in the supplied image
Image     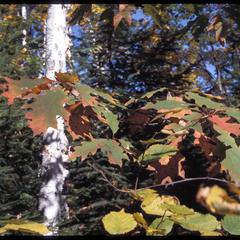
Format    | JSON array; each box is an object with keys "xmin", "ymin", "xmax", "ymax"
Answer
[{"xmin": 87, "ymin": 161, "xmax": 233, "ymax": 195}]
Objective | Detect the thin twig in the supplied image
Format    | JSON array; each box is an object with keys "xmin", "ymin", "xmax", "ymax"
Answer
[
  {"xmin": 86, "ymin": 162, "xmax": 129, "ymax": 193},
  {"xmin": 87, "ymin": 161, "xmax": 232, "ymax": 195},
  {"xmin": 134, "ymin": 177, "xmax": 139, "ymax": 190}
]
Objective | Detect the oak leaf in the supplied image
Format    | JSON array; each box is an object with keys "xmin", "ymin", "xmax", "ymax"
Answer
[{"xmin": 208, "ymin": 115, "xmax": 240, "ymax": 136}]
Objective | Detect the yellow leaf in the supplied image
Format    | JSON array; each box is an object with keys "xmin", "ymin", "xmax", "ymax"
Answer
[
  {"xmin": 130, "ymin": 188, "xmax": 158, "ymax": 201},
  {"xmin": 141, "ymin": 195, "xmax": 179, "ymax": 216},
  {"xmin": 0, "ymin": 220, "xmax": 50, "ymax": 235},
  {"xmin": 201, "ymin": 230, "xmax": 222, "ymax": 236},
  {"xmin": 196, "ymin": 185, "xmax": 240, "ymax": 215},
  {"xmin": 183, "ymin": 73, "xmax": 197, "ymax": 83},
  {"xmin": 91, "ymin": 4, "xmax": 105, "ymax": 14},
  {"xmin": 133, "ymin": 212, "xmax": 148, "ymax": 230},
  {"xmin": 102, "ymin": 209, "xmax": 137, "ymax": 235}
]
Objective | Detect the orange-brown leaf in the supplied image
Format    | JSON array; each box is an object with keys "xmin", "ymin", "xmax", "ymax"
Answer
[
  {"xmin": 55, "ymin": 72, "xmax": 79, "ymax": 84},
  {"xmin": 208, "ymin": 115, "xmax": 240, "ymax": 136},
  {"xmin": 194, "ymin": 131, "xmax": 216, "ymax": 159},
  {"xmin": 113, "ymin": 4, "xmax": 132, "ymax": 29},
  {"xmin": 147, "ymin": 152, "xmax": 185, "ymax": 184},
  {"xmin": 21, "ymin": 81, "xmax": 52, "ymax": 97},
  {"xmin": 65, "ymin": 102, "xmax": 93, "ymax": 139}
]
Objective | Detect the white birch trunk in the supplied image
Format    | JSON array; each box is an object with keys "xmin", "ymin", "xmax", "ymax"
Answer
[
  {"xmin": 39, "ymin": 5, "xmax": 73, "ymax": 232},
  {"xmin": 21, "ymin": 5, "xmax": 27, "ymax": 47},
  {"xmin": 45, "ymin": 4, "xmax": 69, "ymax": 80},
  {"xmin": 39, "ymin": 115, "xmax": 70, "ymax": 231}
]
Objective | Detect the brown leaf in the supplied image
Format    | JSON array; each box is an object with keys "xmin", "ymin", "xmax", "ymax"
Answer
[
  {"xmin": 126, "ymin": 109, "xmax": 151, "ymax": 135},
  {"xmin": 113, "ymin": 4, "xmax": 132, "ymax": 30},
  {"xmin": 148, "ymin": 152, "xmax": 185, "ymax": 184},
  {"xmin": 147, "ymin": 137, "xmax": 185, "ymax": 183},
  {"xmin": 194, "ymin": 131, "xmax": 216, "ymax": 158},
  {"xmin": 206, "ymin": 15, "xmax": 226, "ymax": 46},
  {"xmin": 65, "ymin": 102, "xmax": 93, "ymax": 139},
  {"xmin": 21, "ymin": 80, "xmax": 52, "ymax": 97},
  {"xmin": 55, "ymin": 72, "xmax": 79, "ymax": 84}
]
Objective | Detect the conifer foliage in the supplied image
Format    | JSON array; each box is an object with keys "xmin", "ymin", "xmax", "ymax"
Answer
[{"xmin": 0, "ymin": 83, "xmax": 43, "ymax": 224}]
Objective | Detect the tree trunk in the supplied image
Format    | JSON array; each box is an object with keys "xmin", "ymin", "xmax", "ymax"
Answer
[
  {"xmin": 21, "ymin": 5, "xmax": 27, "ymax": 47},
  {"xmin": 39, "ymin": 115, "xmax": 70, "ymax": 230},
  {"xmin": 45, "ymin": 4, "xmax": 69, "ymax": 80},
  {"xmin": 39, "ymin": 4, "xmax": 72, "ymax": 232}
]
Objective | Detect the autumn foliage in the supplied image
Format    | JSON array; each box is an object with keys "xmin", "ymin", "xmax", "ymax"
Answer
[{"xmin": 1, "ymin": 71, "xmax": 240, "ymax": 235}]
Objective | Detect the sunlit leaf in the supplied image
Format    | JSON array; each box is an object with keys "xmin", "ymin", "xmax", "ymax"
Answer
[
  {"xmin": 147, "ymin": 217, "xmax": 174, "ymax": 236},
  {"xmin": 224, "ymin": 107, "xmax": 240, "ymax": 123},
  {"xmin": 141, "ymin": 88, "xmax": 167, "ymax": 99},
  {"xmin": 139, "ymin": 144, "xmax": 178, "ymax": 164},
  {"xmin": 160, "ymin": 203, "xmax": 195, "ymax": 215},
  {"xmin": 130, "ymin": 188, "xmax": 159, "ymax": 201},
  {"xmin": 55, "ymin": 72, "xmax": 79, "ymax": 84},
  {"xmin": 171, "ymin": 212, "xmax": 221, "ymax": 234},
  {"xmin": 101, "ymin": 107, "xmax": 119, "ymax": 134},
  {"xmin": 143, "ymin": 100, "xmax": 189, "ymax": 111},
  {"xmin": 209, "ymin": 115, "xmax": 240, "ymax": 136},
  {"xmin": 133, "ymin": 212, "xmax": 148, "ymax": 230},
  {"xmin": 185, "ymin": 92, "xmax": 224, "ymax": 109},
  {"xmin": 102, "ymin": 209, "xmax": 137, "ymax": 235},
  {"xmin": 141, "ymin": 195, "xmax": 179, "ymax": 216},
  {"xmin": 197, "ymin": 185, "xmax": 240, "ymax": 215},
  {"xmin": 222, "ymin": 215, "xmax": 240, "ymax": 235},
  {"xmin": 214, "ymin": 125, "xmax": 240, "ymax": 184},
  {"xmin": 72, "ymin": 138, "xmax": 129, "ymax": 166},
  {"xmin": 0, "ymin": 220, "xmax": 50, "ymax": 235}
]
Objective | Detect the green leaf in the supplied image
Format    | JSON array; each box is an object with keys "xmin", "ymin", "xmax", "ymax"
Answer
[
  {"xmin": 147, "ymin": 217, "xmax": 174, "ymax": 236},
  {"xmin": 75, "ymin": 84, "xmax": 123, "ymax": 107},
  {"xmin": 225, "ymin": 107, "xmax": 240, "ymax": 123},
  {"xmin": 160, "ymin": 203, "xmax": 195, "ymax": 215},
  {"xmin": 222, "ymin": 215, "xmax": 240, "ymax": 235},
  {"xmin": 183, "ymin": 111, "xmax": 202, "ymax": 122},
  {"xmin": 185, "ymin": 92, "xmax": 224, "ymax": 109},
  {"xmin": 139, "ymin": 144, "xmax": 178, "ymax": 164},
  {"xmin": 141, "ymin": 87, "xmax": 167, "ymax": 99},
  {"xmin": 214, "ymin": 125, "xmax": 240, "ymax": 184},
  {"xmin": 171, "ymin": 213, "xmax": 221, "ymax": 234},
  {"xmin": 118, "ymin": 139, "xmax": 134, "ymax": 151},
  {"xmin": 102, "ymin": 209, "xmax": 137, "ymax": 235},
  {"xmin": 73, "ymin": 138, "xmax": 129, "ymax": 166},
  {"xmin": 0, "ymin": 220, "xmax": 50, "ymax": 235},
  {"xmin": 101, "ymin": 107, "xmax": 119, "ymax": 134},
  {"xmin": 143, "ymin": 100, "xmax": 189, "ymax": 111},
  {"xmin": 73, "ymin": 140, "xmax": 99, "ymax": 160}
]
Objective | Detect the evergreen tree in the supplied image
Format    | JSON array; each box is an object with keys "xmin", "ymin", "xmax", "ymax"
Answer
[{"xmin": 0, "ymin": 82, "xmax": 43, "ymax": 223}]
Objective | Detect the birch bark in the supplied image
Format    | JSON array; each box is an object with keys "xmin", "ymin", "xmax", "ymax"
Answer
[
  {"xmin": 21, "ymin": 5, "xmax": 27, "ymax": 47},
  {"xmin": 45, "ymin": 4, "xmax": 69, "ymax": 80},
  {"xmin": 39, "ymin": 115, "xmax": 70, "ymax": 230},
  {"xmin": 39, "ymin": 4, "xmax": 72, "ymax": 231}
]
